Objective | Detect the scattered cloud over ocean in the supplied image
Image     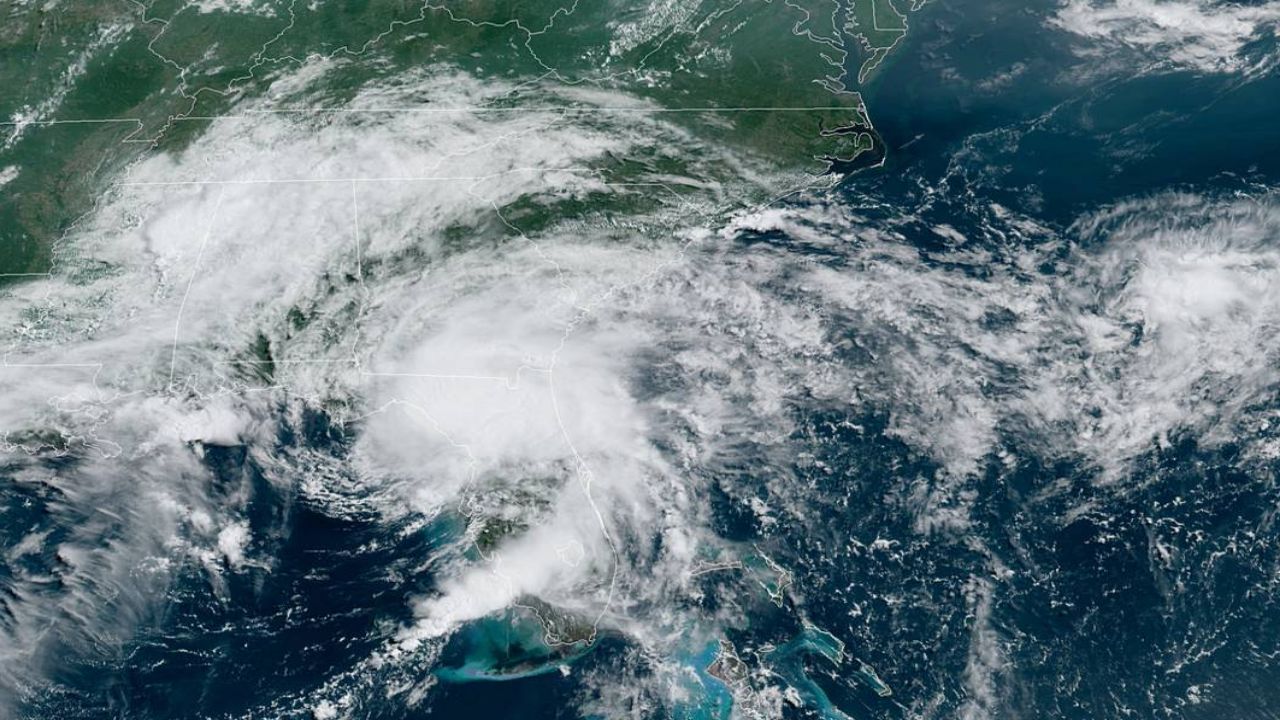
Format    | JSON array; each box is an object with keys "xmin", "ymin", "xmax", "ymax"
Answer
[{"xmin": 1051, "ymin": 0, "xmax": 1280, "ymax": 74}]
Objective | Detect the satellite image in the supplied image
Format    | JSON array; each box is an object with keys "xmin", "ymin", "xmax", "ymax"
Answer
[{"xmin": 1, "ymin": 0, "xmax": 1279, "ymax": 718}]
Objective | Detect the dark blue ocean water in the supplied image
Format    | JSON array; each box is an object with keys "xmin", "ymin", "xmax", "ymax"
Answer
[{"xmin": 862, "ymin": 0, "xmax": 1280, "ymax": 224}]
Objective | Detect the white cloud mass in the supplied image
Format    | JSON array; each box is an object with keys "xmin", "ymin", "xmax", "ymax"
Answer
[{"xmin": 1051, "ymin": 0, "xmax": 1280, "ymax": 74}]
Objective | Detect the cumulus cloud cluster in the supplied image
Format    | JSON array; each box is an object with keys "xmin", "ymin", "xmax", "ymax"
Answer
[
  {"xmin": 363, "ymin": 183, "xmax": 1280, "ymax": 674},
  {"xmin": 736, "ymin": 192, "xmax": 1280, "ymax": 480},
  {"xmin": 1051, "ymin": 0, "xmax": 1280, "ymax": 74}
]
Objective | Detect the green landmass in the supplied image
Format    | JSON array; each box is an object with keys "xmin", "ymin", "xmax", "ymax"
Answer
[{"xmin": 0, "ymin": 0, "xmax": 928, "ymax": 277}]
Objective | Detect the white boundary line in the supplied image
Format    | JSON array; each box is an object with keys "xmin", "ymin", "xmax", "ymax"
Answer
[
  {"xmin": 167, "ymin": 185, "xmax": 226, "ymax": 389},
  {"xmin": 0, "ymin": 105, "xmax": 862, "ymax": 129}
]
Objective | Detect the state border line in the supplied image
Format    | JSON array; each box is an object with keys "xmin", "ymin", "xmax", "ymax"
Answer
[{"xmin": 0, "ymin": 105, "xmax": 859, "ymax": 129}]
